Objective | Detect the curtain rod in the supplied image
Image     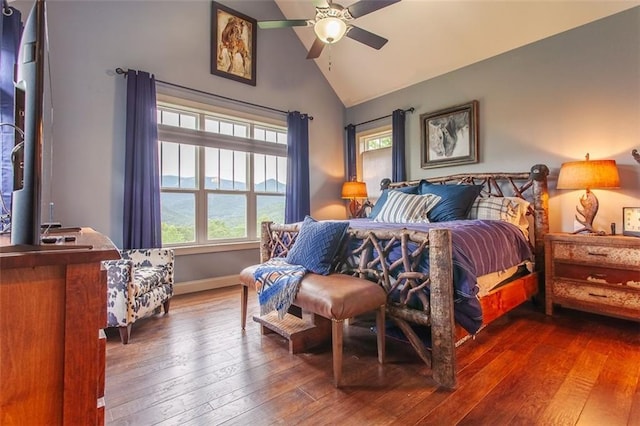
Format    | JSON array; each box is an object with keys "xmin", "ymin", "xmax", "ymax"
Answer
[
  {"xmin": 2, "ymin": 0, "xmax": 13, "ymax": 16},
  {"xmin": 115, "ymin": 68, "xmax": 313, "ymax": 120},
  {"xmin": 346, "ymin": 107, "xmax": 415, "ymax": 129}
]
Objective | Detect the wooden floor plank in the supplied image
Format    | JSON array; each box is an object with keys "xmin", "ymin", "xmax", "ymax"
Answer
[
  {"xmin": 536, "ymin": 339, "xmax": 611, "ymax": 425},
  {"xmin": 577, "ymin": 338, "xmax": 640, "ymax": 425},
  {"xmin": 103, "ymin": 287, "xmax": 640, "ymax": 426}
]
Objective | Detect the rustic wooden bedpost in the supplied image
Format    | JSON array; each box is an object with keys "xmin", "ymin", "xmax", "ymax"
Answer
[
  {"xmin": 530, "ymin": 164, "xmax": 550, "ymax": 280},
  {"xmin": 429, "ymin": 228, "xmax": 457, "ymax": 389},
  {"xmin": 260, "ymin": 221, "xmax": 273, "ymax": 263}
]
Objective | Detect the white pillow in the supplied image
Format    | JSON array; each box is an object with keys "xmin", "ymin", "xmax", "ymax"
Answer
[
  {"xmin": 373, "ymin": 191, "xmax": 442, "ymax": 223},
  {"xmin": 468, "ymin": 196, "xmax": 531, "ymax": 237}
]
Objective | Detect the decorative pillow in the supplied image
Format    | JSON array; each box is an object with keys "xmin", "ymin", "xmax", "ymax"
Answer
[
  {"xmin": 369, "ymin": 184, "xmax": 420, "ymax": 219},
  {"xmin": 373, "ymin": 191, "xmax": 442, "ymax": 223},
  {"xmin": 286, "ymin": 216, "xmax": 349, "ymax": 275},
  {"xmin": 468, "ymin": 196, "xmax": 531, "ymax": 237},
  {"xmin": 418, "ymin": 181, "xmax": 482, "ymax": 222}
]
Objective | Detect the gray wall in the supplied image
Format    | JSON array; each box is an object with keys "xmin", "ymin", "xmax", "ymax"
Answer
[
  {"xmin": 346, "ymin": 7, "xmax": 640, "ymax": 234},
  {"xmin": 13, "ymin": 0, "xmax": 346, "ymax": 283}
]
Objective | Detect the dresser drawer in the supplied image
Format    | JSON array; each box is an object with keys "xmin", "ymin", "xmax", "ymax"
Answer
[
  {"xmin": 552, "ymin": 242, "xmax": 640, "ymax": 268},
  {"xmin": 552, "ymin": 280, "xmax": 640, "ymax": 311}
]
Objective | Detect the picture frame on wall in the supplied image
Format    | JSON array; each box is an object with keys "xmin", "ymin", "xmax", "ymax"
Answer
[
  {"xmin": 211, "ymin": 1, "xmax": 257, "ymax": 86},
  {"xmin": 420, "ymin": 100, "xmax": 479, "ymax": 169}
]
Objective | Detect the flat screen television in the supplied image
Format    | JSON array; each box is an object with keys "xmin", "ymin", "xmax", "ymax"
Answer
[{"xmin": 11, "ymin": 0, "xmax": 45, "ymax": 245}]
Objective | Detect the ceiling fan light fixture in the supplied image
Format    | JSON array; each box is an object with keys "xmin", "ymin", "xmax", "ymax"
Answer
[{"xmin": 314, "ymin": 17, "xmax": 347, "ymax": 44}]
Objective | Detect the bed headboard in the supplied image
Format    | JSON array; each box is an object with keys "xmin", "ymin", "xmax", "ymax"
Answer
[{"xmin": 382, "ymin": 164, "xmax": 550, "ymax": 273}]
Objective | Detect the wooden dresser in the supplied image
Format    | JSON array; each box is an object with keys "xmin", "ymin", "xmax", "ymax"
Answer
[
  {"xmin": 0, "ymin": 228, "xmax": 119, "ymax": 425},
  {"xmin": 545, "ymin": 233, "xmax": 640, "ymax": 322}
]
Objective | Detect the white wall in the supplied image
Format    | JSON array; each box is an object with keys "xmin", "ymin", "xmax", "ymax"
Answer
[
  {"xmin": 12, "ymin": 0, "xmax": 347, "ymax": 283},
  {"xmin": 346, "ymin": 7, "xmax": 640, "ymax": 234}
]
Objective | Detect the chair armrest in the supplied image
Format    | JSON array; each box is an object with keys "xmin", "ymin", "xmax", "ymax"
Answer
[{"xmin": 103, "ymin": 259, "xmax": 133, "ymax": 327}]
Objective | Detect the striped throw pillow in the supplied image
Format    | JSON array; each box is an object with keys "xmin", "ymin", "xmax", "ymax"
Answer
[{"xmin": 373, "ymin": 191, "xmax": 442, "ymax": 223}]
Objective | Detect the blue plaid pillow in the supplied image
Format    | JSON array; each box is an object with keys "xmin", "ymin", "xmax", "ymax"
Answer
[{"xmin": 286, "ymin": 216, "xmax": 349, "ymax": 275}]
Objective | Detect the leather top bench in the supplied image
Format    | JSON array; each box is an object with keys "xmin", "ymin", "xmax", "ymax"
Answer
[{"xmin": 239, "ymin": 265, "xmax": 387, "ymax": 387}]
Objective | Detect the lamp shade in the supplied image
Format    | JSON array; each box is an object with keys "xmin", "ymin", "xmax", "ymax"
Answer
[
  {"xmin": 341, "ymin": 181, "xmax": 368, "ymax": 199},
  {"xmin": 314, "ymin": 17, "xmax": 347, "ymax": 44},
  {"xmin": 557, "ymin": 157, "xmax": 620, "ymax": 190}
]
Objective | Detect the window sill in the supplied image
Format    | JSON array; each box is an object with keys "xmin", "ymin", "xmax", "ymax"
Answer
[{"xmin": 171, "ymin": 241, "xmax": 259, "ymax": 256}]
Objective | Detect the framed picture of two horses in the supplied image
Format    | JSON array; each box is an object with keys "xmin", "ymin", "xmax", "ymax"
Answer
[
  {"xmin": 211, "ymin": 1, "xmax": 257, "ymax": 86},
  {"xmin": 420, "ymin": 100, "xmax": 479, "ymax": 169}
]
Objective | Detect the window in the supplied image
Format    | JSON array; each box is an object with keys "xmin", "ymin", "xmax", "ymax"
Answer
[
  {"xmin": 157, "ymin": 102, "xmax": 287, "ymax": 246},
  {"xmin": 360, "ymin": 128, "xmax": 392, "ymax": 201}
]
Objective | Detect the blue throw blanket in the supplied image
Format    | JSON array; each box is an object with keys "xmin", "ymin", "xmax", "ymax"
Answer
[{"xmin": 254, "ymin": 258, "xmax": 307, "ymax": 319}]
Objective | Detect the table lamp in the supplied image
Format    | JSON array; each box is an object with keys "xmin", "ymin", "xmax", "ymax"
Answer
[
  {"xmin": 557, "ymin": 153, "xmax": 620, "ymax": 234},
  {"xmin": 341, "ymin": 181, "xmax": 368, "ymax": 218}
]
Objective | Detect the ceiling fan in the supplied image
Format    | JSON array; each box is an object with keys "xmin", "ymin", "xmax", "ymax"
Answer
[{"xmin": 258, "ymin": 0, "xmax": 401, "ymax": 59}]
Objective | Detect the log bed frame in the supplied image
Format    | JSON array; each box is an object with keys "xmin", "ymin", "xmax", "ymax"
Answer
[{"xmin": 257, "ymin": 165, "xmax": 550, "ymax": 389}]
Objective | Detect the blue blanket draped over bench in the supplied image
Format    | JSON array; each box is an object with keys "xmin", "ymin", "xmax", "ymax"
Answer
[{"xmin": 254, "ymin": 258, "xmax": 307, "ymax": 318}]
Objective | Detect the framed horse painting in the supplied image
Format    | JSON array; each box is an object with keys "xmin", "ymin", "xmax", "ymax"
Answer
[
  {"xmin": 420, "ymin": 100, "xmax": 479, "ymax": 169},
  {"xmin": 211, "ymin": 1, "xmax": 257, "ymax": 86}
]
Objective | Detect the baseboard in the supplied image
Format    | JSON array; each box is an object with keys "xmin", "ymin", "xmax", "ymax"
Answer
[{"xmin": 173, "ymin": 274, "xmax": 239, "ymax": 295}]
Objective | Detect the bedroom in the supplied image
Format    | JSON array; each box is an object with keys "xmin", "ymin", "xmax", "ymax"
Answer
[
  {"xmin": 1, "ymin": 0, "xmax": 639, "ymax": 424},
  {"xmin": 3, "ymin": 0, "xmax": 637, "ymax": 290}
]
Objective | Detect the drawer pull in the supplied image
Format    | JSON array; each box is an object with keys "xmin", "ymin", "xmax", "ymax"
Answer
[
  {"xmin": 588, "ymin": 273, "xmax": 607, "ymax": 279},
  {"xmin": 588, "ymin": 293, "xmax": 607, "ymax": 298},
  {"xmin": 587, "ymin": 251, "xmax": 608, "ymax": 257}
]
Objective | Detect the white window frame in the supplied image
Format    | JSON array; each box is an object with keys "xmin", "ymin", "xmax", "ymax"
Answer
[
  {"xmin": 358, "ymin": 126, "xmax": 392, "ymax": 200},
  {"xmin": 157, "ymin": 98, "xmax": 287, "ymax": 250}
]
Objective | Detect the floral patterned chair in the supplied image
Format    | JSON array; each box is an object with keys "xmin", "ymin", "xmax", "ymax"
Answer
[{"xmin": 103, "ymin": 248, "xmax": 174, "ymax": 344}]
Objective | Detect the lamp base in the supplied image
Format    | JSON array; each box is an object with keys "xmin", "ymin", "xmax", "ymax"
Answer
[
  {"xmin": 348, "ymin": 199, "xmax": 361, "ymax": 218},
  {"xmin": 571, "ymin": 190, "xmax": 603, "ymax": 234}
]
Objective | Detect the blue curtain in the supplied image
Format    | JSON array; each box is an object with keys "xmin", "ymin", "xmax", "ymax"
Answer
[
  {"xmin": 123, "ymin": 69, "xmax": 161, "ymax": 249},
  {"xmin": 0, "ymin": 7, "xmax": 22, "ymax": 220},
  {"xmin": 284, "ymin": 111, "xmax": 310, "ymax": 223},
  {"xmin": 391, "ymin": 109, "xmax": 406, "ymax": 182},
  {"xmin": 345, "ymin": 124, "xmax": 356, "ymax": 181}
]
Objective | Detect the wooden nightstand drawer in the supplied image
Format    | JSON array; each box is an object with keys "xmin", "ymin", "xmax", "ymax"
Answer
[
  {"xmin": 552, "ymin": 280, "xmax": 640, "ymax": 311},
  {"xmin": 554, "ymin": 263, "xmax": 638, "ymax": 285},
  {"xmin": 545, "ymin": 233, "xmax": 640, "ymax": 322},
  {"xmin": 552, "ymin": 241, "xmax": 640, "ymax": 268}
]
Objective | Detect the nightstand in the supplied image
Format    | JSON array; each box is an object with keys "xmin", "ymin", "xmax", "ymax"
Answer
[{"xmin": 545, "ymin": 233, "xmax": 640, "ymax": 322}]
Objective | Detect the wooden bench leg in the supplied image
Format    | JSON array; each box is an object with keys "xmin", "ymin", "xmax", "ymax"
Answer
[
  {"xmin": 332, "ymin": 319, "xmax": 344, "ymax": 387},
  {"xmin": 376, "ymin": 305, "xmax": 385, "ymax": 364},
  {"xmin": 241, "ymin": 285, "xmax": 248, "ymax": 330}
]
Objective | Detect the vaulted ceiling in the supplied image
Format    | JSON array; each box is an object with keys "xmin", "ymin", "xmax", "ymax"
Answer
[{"xmin": 271, "ymin": 1, "xmax": 639, "ymax": 107}]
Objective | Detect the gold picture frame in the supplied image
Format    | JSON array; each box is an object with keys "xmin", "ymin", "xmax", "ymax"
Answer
[
  {"xmin": 420, "ymin": 100, "xmax": 479, "ymax": 169},
  {"xmin": 211, "ymin": 1, "xmax": 257, "ymax": 86}
]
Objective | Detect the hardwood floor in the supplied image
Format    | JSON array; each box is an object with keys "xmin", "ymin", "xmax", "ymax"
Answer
[{"xmin": 105, "ymin": 286, "xmax": 640, "ymax": 425}]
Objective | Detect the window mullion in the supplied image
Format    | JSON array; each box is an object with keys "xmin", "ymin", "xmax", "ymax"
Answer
[
  {"xmin": 196, "ymin": 146, "xmax": 207, "ymax": 244},
  {"xmin": 247, "ymin": 153, "xmax": 256, "ymax": 239}
]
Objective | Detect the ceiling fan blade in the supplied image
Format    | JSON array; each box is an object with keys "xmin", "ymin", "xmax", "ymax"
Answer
[
  {"xmin": 258, "ymin": 20, "xmax": 310, "ymax": 29},
  {"xmin": 346, "ymin": 26, "xmax": 388, "ymax": 50},
  {"xmin": 306, "ymin": 38, "xmax": 325, "ymax": 59},
  {"xmin": 347, "ymin": 0, "xmax": 401, "ymax": 19}
]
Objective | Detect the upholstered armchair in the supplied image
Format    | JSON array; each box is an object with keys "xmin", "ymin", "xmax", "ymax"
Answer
[{"xmin": 103, "ymin": 248, "xmax": 174, "ymax": 344}]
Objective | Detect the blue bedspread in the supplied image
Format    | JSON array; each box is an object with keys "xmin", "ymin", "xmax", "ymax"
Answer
[{"xmin": 347, "ymin": 219, "xmax": 533, "ymax": 334}]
